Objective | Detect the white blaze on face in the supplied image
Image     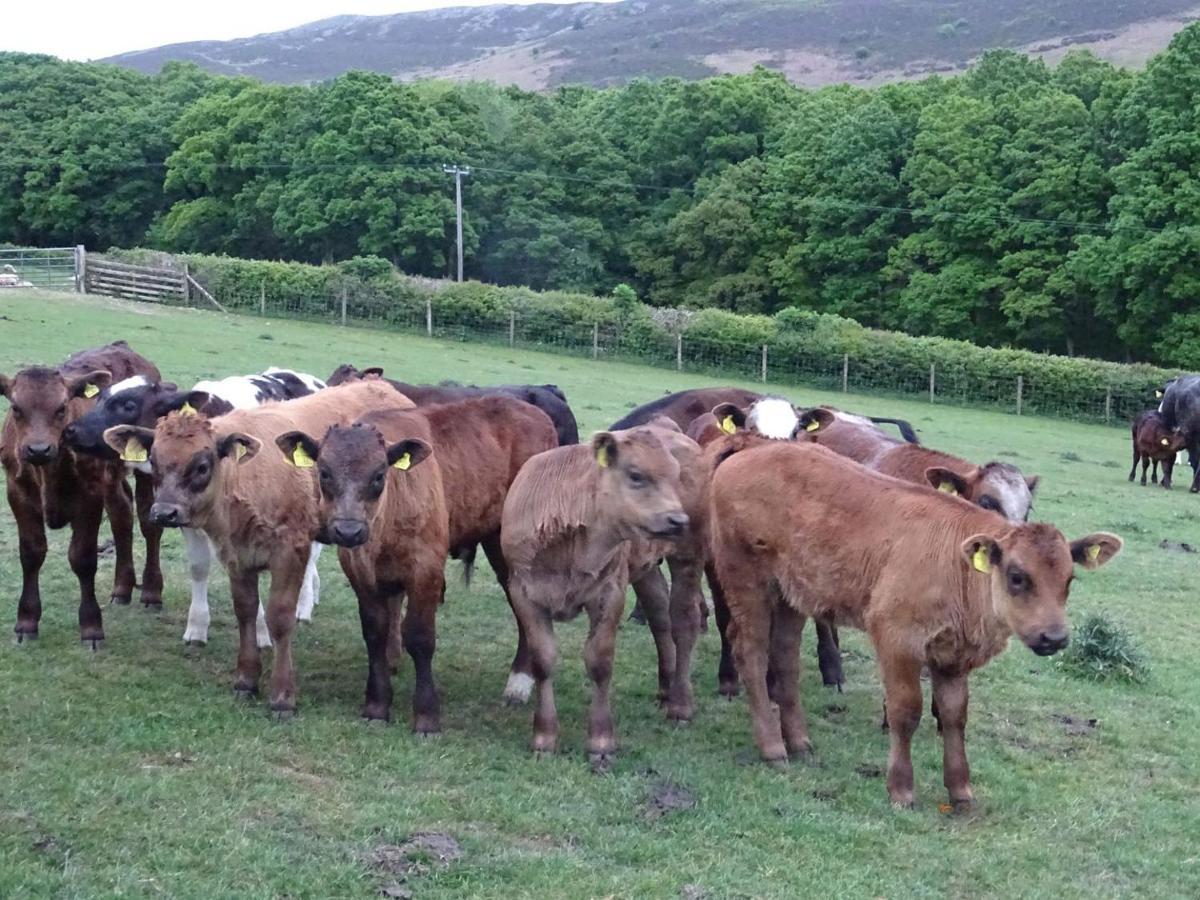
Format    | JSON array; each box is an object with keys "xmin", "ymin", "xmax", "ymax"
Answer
[
  {"xmin": 979, "ymin": 465, "xmax": 1034, "ymax": 523},
  {"xmin": 747, "ymin": 397, "xmax": 800, "ymax": 440},
  {"xmin": 106, "ymin": 374, "xmax": 151, "ymax": 397}
]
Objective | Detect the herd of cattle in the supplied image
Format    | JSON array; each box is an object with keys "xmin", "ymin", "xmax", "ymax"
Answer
[{"xmin": 8, "ymin": 340, "xmax": 1195, "ymax": 809}]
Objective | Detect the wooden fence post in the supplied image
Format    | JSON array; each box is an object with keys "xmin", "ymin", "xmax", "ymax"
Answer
[
  {"xmin": 842, "ymin": 353, "xmax": 849, "ymax": 393},
  {"xmin": 74, "ymin": 245, "xmax": 86, "ymax": 293},
  {"xmin": 1105, "ymin": 386, "xmax": 1112, "ymax": 424},
  {"xmin": 1016, "ymin": 375, "xmax": 1024, "ymax": 416},
  {"xmin": 425, "ymin": 298, "xmax": 433, "ymax": 337},
  {"xmin": 182, "ymin": 264, "xmax": 190, "ymax": 306},
  {"xmin": 509, "ymin": 310, "xmax": 516, "ymax": 348},
  {"xmin": 340, "ymin": 284, "xmax": 348, "ymax": 326},
  {"xmin": 592, "ymin": 322, "xmax": 599, "ymax": 360},
  {"xmin": 929, "ymin": 363, "xmax": 936, "ymax": 403},
  {"xmin": 761, "ymin": 344, "xmax": 767, "ymax": 383},
  {"xmin": 676, "ymin": 333, "xmax": 683, "ymax": 372},
  {"xmin": 260, "ymin": 282, "xmax": 266, "ymax": 316}
]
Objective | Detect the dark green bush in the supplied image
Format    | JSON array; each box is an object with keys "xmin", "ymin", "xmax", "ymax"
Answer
[{"xmin": 1055, "ymin": 610, "xmax": 1149, "ymax": 684}]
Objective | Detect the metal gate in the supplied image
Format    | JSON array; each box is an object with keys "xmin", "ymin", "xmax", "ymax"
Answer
[{"xmin": 0, "ymin": 246, "xmax": 78, "ymax": 290}]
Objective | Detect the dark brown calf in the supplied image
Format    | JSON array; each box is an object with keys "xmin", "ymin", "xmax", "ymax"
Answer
[
  {"xmin": 1, "ymin": 341, "xmax": 161, "ymax": 644},
  {"xmin": 501, "ymin": 428, "xmax": 691, "ymax": 768},
  {"xmin": 277, "ymin": 396, "xmax": 558, "ymax": 729},
  {"xmin": 711, "ymin": 441, "xmax": 1121, "ymax": 808},
  {"xmin": 1129, "ymin": 410, "xmax": 1186, "ymax": 488}
]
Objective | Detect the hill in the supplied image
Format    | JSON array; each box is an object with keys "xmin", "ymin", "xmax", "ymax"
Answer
[{"xmin": 102, "ymin": 0, "xmax": 1200, "ymax": 88}]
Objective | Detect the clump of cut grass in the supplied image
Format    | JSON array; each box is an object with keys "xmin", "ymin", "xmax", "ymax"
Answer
[{"xmin": 1056, "ymin": 610, "xmax": 1149, "ymax": 684}]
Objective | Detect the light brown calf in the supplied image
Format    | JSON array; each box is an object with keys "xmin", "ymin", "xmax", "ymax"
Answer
[
  {"xmin": 276, "ymin": 396, "xmax": 558, "ymax": 730},
  {"xmin": 104, "ymin": 380, "xmax": 407, "ymax": 714},
  {"xmin": 501, "ymin": 427, "xmax": 691, "ymax": 768},
  {"xmin": 710, "ymin": 441, "xmax": 1120, "ymax": 808}
]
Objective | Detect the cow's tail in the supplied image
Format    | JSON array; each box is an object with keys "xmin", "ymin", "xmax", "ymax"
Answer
[
  {"xmin": 869, "ymin": 416, "xmax": 919, "ymax": 444},
  {"xmin": 454, "ymin": 543, "xmax": 478, "ymax": 588}
]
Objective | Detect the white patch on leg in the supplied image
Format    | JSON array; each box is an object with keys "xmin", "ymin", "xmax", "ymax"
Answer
[
  {"xmin": 256, "ymin": 604, "xmax": 273, "ymax": 649},
  {"xmin": 503, "ymin": 672, "xmax": 535, "ymax": 704},
  {"xmin": 296, "ymin": 543, "xmax": 322, "ymax": 622},
  {"xmin": 181, "ymin": 528, "xmax": 212, "ymax": 644}
]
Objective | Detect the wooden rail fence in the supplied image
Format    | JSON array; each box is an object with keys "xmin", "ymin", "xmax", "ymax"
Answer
[{"xmin": 84, "ymin": 256, "xmax": 224, "ymax": 311}]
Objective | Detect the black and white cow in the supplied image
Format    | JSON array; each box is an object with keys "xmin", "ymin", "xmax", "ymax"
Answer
[
  {"xmin": 1159, "ymin": 374, "xmax": 1200, "ymax": 492},
  {"xmin": 66, "ymin": 368, "xmax": 328, "ymax": 644}
]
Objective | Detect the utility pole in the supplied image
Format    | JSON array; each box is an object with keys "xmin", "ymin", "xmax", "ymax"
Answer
[{"xmin": 442, "ymin": 164, "xmax": 471, "ymax": 282}]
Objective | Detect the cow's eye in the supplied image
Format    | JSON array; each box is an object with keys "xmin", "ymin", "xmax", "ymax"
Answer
[
  {"xmin": 123, "ymin": 399, "xmax": 138, "ymax": 411},
  {"xmin": 370, "ymin": 471, "xmax": 386, "ymax": 492},
  {"xmin": 628, "ymin": 470, "xmax": 647, "ymax": 487},
  {"xmin": 1008, "ymin": 570, "xmax": 1028, "ymax": 593},
  {"xmin": 55, "ymin": 405, "xmax": 67, "ymax": 419},
  {"xmin": 978, "ymin": 495, "xmax": 1001, "ymax": 513},
  {"xmin": 193, "ymin": 461, "xmax": 209, "ymax": 478}
]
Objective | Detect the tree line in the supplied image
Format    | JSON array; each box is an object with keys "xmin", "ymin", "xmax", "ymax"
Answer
[{"xmin": 2, "ymin": 27, "xmax": 1200, "ymax": 367}]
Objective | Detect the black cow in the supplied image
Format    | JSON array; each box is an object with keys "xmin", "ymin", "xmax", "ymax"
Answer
[{"xmin": 1159, "ymin": 374, "xmax": 1200, "ymax": 492}]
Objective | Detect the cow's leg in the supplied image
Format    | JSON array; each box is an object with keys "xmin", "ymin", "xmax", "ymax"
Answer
[
  {"xmin": 69, "ymin": 495, "xmax": 106, "ymax": 648},
  {"xmin": 482, "ymin": 536, "xmax": 533, "ymax": 705},
  {"xmin": 264, "ymin": 549, "xmax": 308, "ymax": 717},
  {"xmin": 9, "ymin": 480, "xmax": 47, "ymax": 640},
  {"xmin": 132, "ymin": 472, "xmax": 163, "ymax": 608},
  {"xmin": 932, "ymin": 669, "xmax": 973, "ymax": 810},
  {"xmin": 1190, "ymin": 447, "xmax": 1200, "ymax": 493},
  {"xmin": 632, "ymin": 567, "xmax": 675, "ymax": 703},
  {"xmin": 181, "ymin": 529, "xmax": 213, "ymax": 644},
  {"xmin": 357, "ymin": 590, "xmax": 394, "ymax": 722},
  {"xmin": 724, "ymin": 581, "xmax": 786, "ymax": 765},
  {"xmin": 1140, "ymin": 456, "xmax": 1150, "ymax": 486},
  {"xmin": 1162, "ymin": 456, "xmax": 1175, "ymax": 489},
  {"xmin": 814, "ymin": 618, "xmax": 844, "ymax": 689},
  {"xmin": 296, "ymin": 542, "xmax": 322, "ymax": 623},
  {"xmin": 229, "ymin": 568, "xmax": 262, "ymax": 697},
  {"xmin": 770, "ymin": 602, "xmax": 812, "ymax": 757},
  {"xmin": 402, "ymin": 568, "xmax": 444, "ymax": 735},
  {"xmin": 514, "ymin": 587, "xmax": 558, "ymax": 755},
  {"xmin": 876, "ymin": 645, "xmax": 924, "ymax": 808},
  {"xmin": 707, "ymin": 564, "xmax": 739, "ymax": 698},
  {"xmin": 665, "ymin": 557, "xmax": 702, "ymax": 722},
  {"xmin": 104, "ymin": 477, "xmax": 137, "ymax": 606},
  {"xmin": 386, "ymin": 591, "xmax": 405, "ymax": 674},
  {"xmin": 1151, "ymin": 458, "xmax": 1159, "ymax": 485},
  {"xmin": 1128, "ymin": 447, "xmax": 1138, "ymax": 482},
  {"xmin": 583, "ymin": 588, "xmax": 625, "ymax": 770}
]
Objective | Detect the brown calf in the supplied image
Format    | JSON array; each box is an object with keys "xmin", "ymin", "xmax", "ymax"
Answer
[
  {"xmin": 501, "ymin": 427, "xmax": 691, "ymax": 768},
  {"xmin": 276, "ymin": 396, "xmax": 558, "ymax": 730},
  {"xmin": 1130, "ymin": 410, "xmax": 1186, "ymax": 488},
  {"xmin": 1, "ymin": 341, "xmax": 161, "ymax": 645},
  {"xmin": 710, "ymin": 441, "xmax": 1121, "ymax": 808},
  {"xmin": 104, "ymin": 380, "xmax": 407, "ymax": 714}
]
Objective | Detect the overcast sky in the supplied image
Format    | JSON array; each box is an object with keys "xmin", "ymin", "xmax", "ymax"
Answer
[{"xmin": 5, "ymin": 0, "xmax": 615, "ymax": 61}]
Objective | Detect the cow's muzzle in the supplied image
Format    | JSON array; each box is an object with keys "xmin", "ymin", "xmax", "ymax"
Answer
[
  {"xmin": 647, "ymin": 511, "xmax": 689, "ymax": 538},
  {"xmin": 149, "ymin": 503, "xmax": 189, "ymax": 528},
  {"xmin": 1027, "ymin": 627, "xmax": 1069, "ymax": 656},
  {"xmin": 21, "ymin": 442, "xmax": 57, "ymax": 466},
  {"xmin": 330, "ymin": 519, "xmax": 369, "ymax": 548},
  {"xmin": 62, "ymin": 422, "xmax": 111, "ymax": 456}
]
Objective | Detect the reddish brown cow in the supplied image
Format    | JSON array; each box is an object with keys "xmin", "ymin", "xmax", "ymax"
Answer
[
  {"xmin": 501, "ymin": 427, "xmax": 692, "ymax": 767},
  {"xmin": 1, "ymin": 341, "xmax": 161, "ymax": 645},
  {"xmin": 710, "ymin": 441, "xmax": 1121, "ymax": 808},
  {"xmin": 276, "ymin": 396, "xmax": 558, "ymax": 729},
  {"xmin": 104, "ymin": 381, "xmax": 407, "ymax": 714},
  {"xmin": 1129, "ymin": 410, "xmax": 1186, "ymax": 488}
]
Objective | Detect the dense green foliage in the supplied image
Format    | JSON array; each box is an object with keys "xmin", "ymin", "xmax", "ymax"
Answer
[
  {"xmin": 107, "ymin": 248, "xmax": 1177, "ymax": 423},
  {"xmin": 4, "ymin": 29, "xmax": 1200, "ymax": 365},
  {"xmin": 1055, "ymin": 610, "xmax": 1150, "ymax": 684}
]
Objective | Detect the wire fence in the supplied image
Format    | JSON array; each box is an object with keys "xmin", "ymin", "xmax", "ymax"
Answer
[{"xmin": 107, "ymin": 271, "xmax": 1158, "ymax": 428}]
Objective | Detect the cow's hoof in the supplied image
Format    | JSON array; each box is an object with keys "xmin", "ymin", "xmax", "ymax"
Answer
[
  {"xmin": 269, "ymin": 703, "xmax": 296, "ymax": 721},
  {"xmin": 233, "ymin": 684, "xmax": 258, "ymax": 700},
  {"xmin": 588, "ymin": 751, "xmax": 616, "ymax": 774},
  {"xmin": 414, "ymin": 729, "xmax": 442, "ymax": 741},
  {"xmin": 361, "ymin": 704, "xmax": 391, "ymax": 722},
  {"xmin": 949, "ymin": 797, "xmax": 976, "ymax": 814},
  {"xmin": 110, "ymin": 594, "xmax": 132, "ymax": 606},
  {"xmin": 15, "ymin": 631, "xmax": 38, "ymax": 644},
  {"xmin": 82, "ymin": 637, "xmax": 104, "ymax": 652},
  {"xmin": 788, "ymin": 741, "xmax": 815, "ymax": 760},
  {"xmin": 763, "ymin": 756, "xmax": 789, "ymax": 771},
  {"xmin": 183, "ymin": 638, "xmax": 207, "ymax": 648},
  {"xmin": 665, "ymin": 705, "xmax": 693, "ymax": 724},
  {"xmin": 532, "ymin": 749, "xmax": 555, "ymax": 761},
  {"xmin": 718, "ymin": 680, "xmax": 740, "ymax": 699},
  {"xmin": 502, "ymin": 672, "xmax": 534, "ymax": 705},
  {"xmin": 141, "ymin": 598, "xmax": 163, "ymax": 611}
]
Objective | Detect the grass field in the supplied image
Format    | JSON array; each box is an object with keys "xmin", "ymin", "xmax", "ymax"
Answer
[{"xmin": 1, "ymin": 289, "xmax": 1197, "ymax": 899}]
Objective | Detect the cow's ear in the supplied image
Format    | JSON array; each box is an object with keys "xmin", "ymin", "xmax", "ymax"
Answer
[
  {"xmin": 103, "ymin": 425, "xmax": 155, "ymax": 463},
  {"xmin": 217, "ymin": 432, "xmax": 260, "ymax": 464},
  {"xmin": 363, "ymin": 367, "xmax": 385, "ymax": 379},
  {"xmin": 69, "ymin": 370, "xmax": 112, "ymax": 399},
  {"xmin": 592, "ymin": 431, "xmax": 618, "ymax": 468},
  {"xmin": 0, "ymin": 374, "xmax": 9, "ymax": 399},
  {"xmin": 711, "ymin": 403, "xmax": 747, "ymax": 435},
  {"xmin": 961, "ymin": 535, "xmax": 1001, "ymax": 575},
  {"xmin": 158, "ymin": 390, "xmax": 210, "ymax": 416},
  {"xmin": 1071, "ymin": 533, "xmax": 1122, "ymax": 570},
  {"xmin": 796, "ymin": 407, "xmax": 835, "ymax": 436},
  {"xmin": 1025, "ymin": 474, "xmax": 1040, "ymax": 493},
  {"xmin": 926, "ymin": 467, "xmax": 970, "ymax": 497},
  {"xmin": 159, "ymin": 381, "xmax": 178, "ymax": 394},
  {"xmin": 387, "ymin": 438, "xmax": 431, "ymax": 471},
  {"xmin": 276, "ymin": 431, "xmax": 319, "ymax": 468}
]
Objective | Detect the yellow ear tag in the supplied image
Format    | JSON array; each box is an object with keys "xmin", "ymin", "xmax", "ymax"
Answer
[
  {"xmin": 720, "ymin": 415, "xmax": 737, "ymax": 435},
  {"xmin": 180, "ymin": 402, "xmax": 197, "ymax": 416},
  {"xmin": 1087, "ymin": 544, "xmax": 1101, "ymax": 562},
  {"xmin": 122, "ymin": 437, "xmax": 148, "ymax": 464},
  {"xmin": 596, "ymin": 445, "xmax": 609, "ymax": 468},
  {"xmin": 235, "ymin": 442, "xmax": 248, "ymax": 462},
  {"xmin": 290, "ymin": 444, "xmax": 314, "ymax": 468},
  {"xmin": 972, "ymin": 546, "xmax": 991, "ymax": 574},
  {"xmin": 83, "ymin": 383, "xmax": 99, "ymax": 399},
  {"xmin": 938, "ymin": 481, "xmax": 958, "ymax": 495},
  {"xmin": 392, "ymin": 452, "xmax": 411, "ymax": 471},
  {"xmin": 805, "ymin": 419, "xmax": 820, "ymax": 432}
]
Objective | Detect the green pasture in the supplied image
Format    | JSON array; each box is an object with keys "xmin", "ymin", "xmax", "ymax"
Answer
[{"xmin": 0, "ymin": 290, "xmax": 1196, "ymax": 898}]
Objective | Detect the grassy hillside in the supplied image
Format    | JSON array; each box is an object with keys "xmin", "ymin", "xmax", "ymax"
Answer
[
  {"xmin": 102, "ymin": 0, "xmax": 1200, "ymax": 88},
  {"xmin": 1, "ymin": 290, "xmax": 1198, "ymax": 898}
]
